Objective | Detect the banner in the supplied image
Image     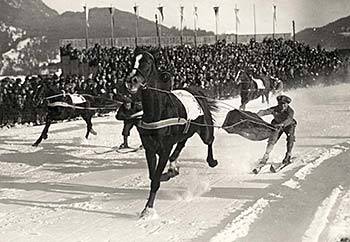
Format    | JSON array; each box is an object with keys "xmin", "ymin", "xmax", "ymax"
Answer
[
  {"xmin": 133, "ymin": 5, "xmax": 139, "ymax": 18},
  {"xmin": 83, "ymin": 5, "xmax": 89, "ymax": 28},
  {"xmin": 234, "ymin": 5, "xmax": 240, "ymax": 24},
  {"xmin": 157, "ymin": 6, "xmax": 164, "ymax": 22},
  {"xmin": 109, "ymin": 7, "xmax": 115, "ymax": 27},
  {"xmin": 180, "ymin": 6, "xmax": 184, "ymax": 23},
  {"xmin": 213, "ymin": 6, "xmax": 219, "ymax": 16},
  {"xmin": 194, "ymin": 6, "xmax": 198, "ymax": 20}
]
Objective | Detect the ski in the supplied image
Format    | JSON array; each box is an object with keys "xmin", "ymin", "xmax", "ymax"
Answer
[
  {"xmin": 252, "ymin": 163, "xmax": 269, "ymax": 174},
  {"xmin": 270, "ymin": 161, "xmax": 293, "ymax": 173},
  {"xmin": 116, "ymin": 146, "xmax": 143, "ymax": 154},
  {"xmin": 94, "ymin": 148, "xmax": 118, "ymax": 154}
]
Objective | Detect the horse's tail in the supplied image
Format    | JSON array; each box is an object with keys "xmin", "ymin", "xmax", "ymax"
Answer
[
  {"xmin": 186, "ymin": 88, "xmax": 218, "ymax": 125},
  {"xmin": 83, "ymin": 94, "xmax": 121, "ymax": 109}
]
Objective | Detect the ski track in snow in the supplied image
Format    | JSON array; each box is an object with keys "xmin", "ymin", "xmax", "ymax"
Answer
[
  {"xmin": 1, "ymin": 84, "xmax": 350, "ymax": 241},
  {"xmin": 210, "ymin": 198, "xmax": 270, "ymax": 242},
  {"xmin": 282, "ymin": 145, "xmax": 348, "ymax": 189},
  {"xmin": 302, "ymin": 186, "xmax": 342, "ymax": 242}
]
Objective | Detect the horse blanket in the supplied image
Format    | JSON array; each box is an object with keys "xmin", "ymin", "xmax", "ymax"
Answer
[
  {"xmin": 251, "ymin": 77, "xmax": 265, "ymax": 90},
  {"xmin": 222, "ymin": 109, "xmax": 276, "ymax": 141},
  {"xmin": 68, "ymin": 94, "xmax": 86, "ymax": 104},
  {"xmin": 171, "ymin": 90, "xmax": 204, "ymax": 120}
]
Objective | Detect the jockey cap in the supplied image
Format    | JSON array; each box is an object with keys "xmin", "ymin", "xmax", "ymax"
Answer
[{"xmin": 277, "ymin": 95, "xmax": 291, "ymax": 104}]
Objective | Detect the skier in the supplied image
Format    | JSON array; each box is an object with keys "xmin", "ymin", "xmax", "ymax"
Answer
[
  {"xmin": 257, "ymin": 95, "xmax": 297, "ymax": 165},
  {"xmin": 115, "ymin": 80, "xmax": 143, "ymax": 149}
]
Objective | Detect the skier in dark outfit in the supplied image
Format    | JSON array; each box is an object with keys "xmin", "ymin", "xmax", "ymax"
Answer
[
  {"xmin": 257, "ymin": 95, "xmax": 297, "ymax": 164},
  {"xmin": 115, "ymin": 81, "xmax": 143, "ymax": 149}
]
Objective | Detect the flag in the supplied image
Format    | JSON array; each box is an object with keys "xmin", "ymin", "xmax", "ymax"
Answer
[
  {"xmin": 273, "ymin": 5, "xmax": 277, "ymax": 22},
  {"xmin": 157, "ymin": 6, "xmax": 164, "ymax": 22},
  {"xmin": 133, "ymin": 5, "xmax": 139, "ymax": 18},
  {"xmin": 234, "ymin": 5, "xmax": 240, "ymax": 24},
  {"xmin": 213, "ymin": 6, "xmax": 219, "ymax": 17},
  {"xmin": 83, "ymin": 5, "xmax": 89, "ymax": 28},
  {"xmin": 109, "ymin": 7, "xmax": 115, "ymax": 30},
  {"xmin": 194, "ymin": 6, "xmax": 198, "ymax": 20}
]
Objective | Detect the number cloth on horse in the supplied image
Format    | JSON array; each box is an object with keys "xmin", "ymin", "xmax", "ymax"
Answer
[
  {"xmin": 222, "ymin": 109, "xmax": 276, "ymax": 141},
  {"xmin": 68, "ymin": 94, "xmax": 86, "ymax": 104},
  {"xmin": 251, "ymin": 77, "xmax": 266, "ymax": 90},
  {"xmin": 171, "ymin": 90, "xmax": 204, "ymax": 120}
]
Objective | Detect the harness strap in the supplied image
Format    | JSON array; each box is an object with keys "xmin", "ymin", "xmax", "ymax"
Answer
[
  {"xmin": 138, "ymin": 118, "xmax": 188, "ymax": 130},
  {"xmin": 47, "ymin": 102, "xmax": 118, "ymax": 110}
]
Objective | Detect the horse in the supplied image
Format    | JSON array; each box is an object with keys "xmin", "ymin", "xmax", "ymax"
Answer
[
  {"xmin": 32, "ymin": 80, "xmax": 118, "ymax": 147},
  {"xmin": 233, "ymin": 69, "xmax": 272, "ymax": 110},
  {"xmin": 126, "ymin": 49, "xmax": 218, "ymax": 218}
]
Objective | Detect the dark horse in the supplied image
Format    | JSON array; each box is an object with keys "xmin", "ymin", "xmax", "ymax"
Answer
[
  {"xmin": 126, "ymin": 49, "xmax": 218, "ymax": 218},
  {"xmin": 234, "ymin": 69, "xmax": 272, "ymax": 110},
  {"xmin": 32, "ymin": 81, "xmax": 117, "ymax": 147}
]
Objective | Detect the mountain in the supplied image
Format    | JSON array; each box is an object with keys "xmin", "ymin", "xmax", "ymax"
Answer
[
  {"xmin": 296, "ymin": 15, "xmax": 350, "ymax": 50},
  {"xmin": 0, "ymin": 0, "xmax": 213, "ymax": 75}
]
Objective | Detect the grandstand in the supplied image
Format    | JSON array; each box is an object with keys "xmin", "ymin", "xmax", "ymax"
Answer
[{"xmin": 59, "ymin": 33, "xmax": 291, "ymax": 49}]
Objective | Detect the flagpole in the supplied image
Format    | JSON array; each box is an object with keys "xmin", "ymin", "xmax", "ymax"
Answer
[
  {"xmin": 214, "ymin": 6, "xmax": 219, "ymax": 42},
  {"xmin": 193, "ymin": 6, "xmax": 197, "ymax": 48},
  {"xmin": 234, "ymin": 4, "xmax": 238, "ymax": 45},
  {"xmin": 109, "ymin": 6, "xmax": 114, "ymax": 47},
  {"xmin": 134, "ymin": 4, "xmax": 139, "ymax": 47},
  {"xmin": 83, "ymin": 5, "xmax": 89, "ymax": 49},
  {"xmin": 273, "ymin": 4, "xmax": 276, "ymax": 39},
  {"xmin": 180, "ymin": 6, "xmax": 183, "ymax": 46},
  {"xmin": 155, "ymin": 14, "xmax": 161, "ymax": 48},
  {"xmin": 253, "ymin": 3, "xmax": 256, "ymax": 41}
]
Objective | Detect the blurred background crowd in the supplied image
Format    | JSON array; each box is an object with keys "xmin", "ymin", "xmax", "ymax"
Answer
[{"xmin": 0, "ymin": 38, "xmax": 348, "ymax": 127}]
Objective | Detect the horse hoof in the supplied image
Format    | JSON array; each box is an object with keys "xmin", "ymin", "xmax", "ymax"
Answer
[
  {"xmin": 90, "ymin": 130, "xmax": 97, "ymax": 135},
  {"xmin": 32, "ymin": 143, "xmax": 38, "ymax": 147},
  {"xmin": 208, "ymin": 159, "xmax": 218, "ymax": 168},
  {"xmin": 43, "ymin": 134, "xmax": 48, "ymax": 140},
  {"xmin": 160, "ymin": 168, "xmax": 179, "ymax": 182}
]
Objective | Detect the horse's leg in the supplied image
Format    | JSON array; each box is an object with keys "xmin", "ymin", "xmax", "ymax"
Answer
[
  {"xmin": 261, "ymin": 91, "xmax": 265, "ymax": 103},
  {"xmin": 160, "ymin": 139, "xmax": 188, "ymax": 180},
  {"xmin": 141, "ymin": 147, "xmax": 172, "ymax": 217},
  {"xmin": 266, "ymin": 91, "xmax": 270, "ymax": 105},
  {"xmin": 239, "ymin": 102, "xmax": 246, "ymax": 111},
  {"xmin": 198, "ymin": 123, "xmax": 218, "ymax": 168},
  {"xmin": 82, "ymin": 113, "xmax": 96, "ymax": 139},
  {"xmin": 32, "ymin": 119, "xmax": 51, "ymax": 147}
]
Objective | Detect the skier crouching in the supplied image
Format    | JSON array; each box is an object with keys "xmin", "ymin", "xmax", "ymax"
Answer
[{"xmin": 257, "ymin": 95, "xmax": 297, "ymax": 165}]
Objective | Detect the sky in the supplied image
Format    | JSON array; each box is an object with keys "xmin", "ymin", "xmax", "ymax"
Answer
[{"xmin": 42, "ymin": 0, "xmax": 350, "ymax": 34}]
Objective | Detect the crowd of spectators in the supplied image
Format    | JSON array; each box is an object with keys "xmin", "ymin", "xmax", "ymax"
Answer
[{"xmin": 0, "ymin": 38, "xmax": 348, "ymax": 127}]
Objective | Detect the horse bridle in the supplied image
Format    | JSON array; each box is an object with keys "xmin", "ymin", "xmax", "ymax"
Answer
[{"xmin": 130, "ymin": 51, "xmax": 156, "ymax": 88}]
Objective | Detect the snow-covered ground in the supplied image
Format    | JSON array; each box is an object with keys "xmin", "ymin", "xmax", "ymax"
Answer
[{"xmin": 0, "ymin": 83, "xmax": 350, "ymax": 242}]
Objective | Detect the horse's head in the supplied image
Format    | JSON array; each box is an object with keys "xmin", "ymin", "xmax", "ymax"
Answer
[
  {"xmin": 32, "ymin": 83, "xmax": 47, "ymax": 107},
  {"xmin": 233, "ymin": 70, "xmax": 244, "ymax": 86},
  {"xmin": 126, "ymin": 50, "xmax": 159, "ymax": 94}
]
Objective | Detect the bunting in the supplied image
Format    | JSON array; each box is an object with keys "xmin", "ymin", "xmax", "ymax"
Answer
[{"xmin": 157, "ymin": 6, "xmax": 164, "ymax": 22}]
